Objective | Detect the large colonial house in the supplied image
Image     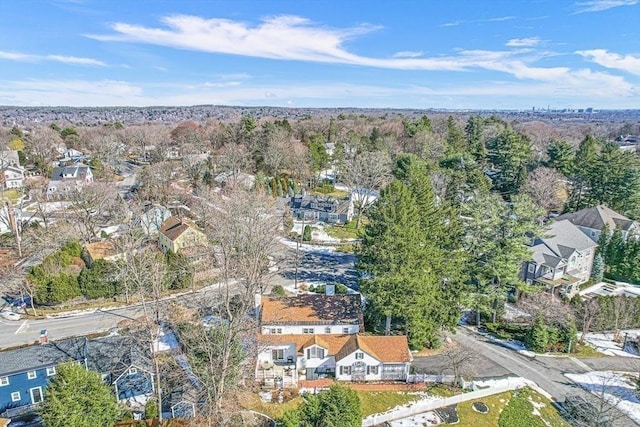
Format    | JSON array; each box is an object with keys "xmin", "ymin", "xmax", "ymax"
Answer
[
  {"xmin": 557, "ymin": 205, "xmax": 638, "ymax": 242},
  {"xmin": 255, "ymin": 294, "xmax": 412, "ymax": 388},
  {"xmin": 259, "ymin": 294, "xmax": 363, "ymax": 335},
  {"xmin": 522, "ymin": 220, "xmax": 598, "ymax": 298},
  {"xmin": 288, "ymin": 194, "xmax": 353, "ymax": 224}
]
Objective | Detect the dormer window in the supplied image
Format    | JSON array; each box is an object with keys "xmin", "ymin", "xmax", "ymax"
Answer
[{"xmin": 307, "ymin": 347, "xmax": 325, "ymax": 359}]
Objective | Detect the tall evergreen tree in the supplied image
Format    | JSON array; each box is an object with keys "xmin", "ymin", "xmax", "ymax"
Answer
[
  {"xmin": 461, "ymin": 194, "xmax": 544, "ymax": 324},
  {"xmin": 567, "ymin": 135, "xmax": 599, "ymax": 211},
  {"xmin": 40, "ymin": 363, "xmax": 120, "ymax": 427},
  {"xmin": 486, "ymin": 128, "xmax": 532, "ymax": 196},
  {"xmin": 358, "ymin": 163, "xmax": 465, "ymax": 348},
  {"xmin": 465, "ymin": 115, "xmax": 486, "ymax": 163},
  {"xmin": 546, "ymin": 140, "xmax": 574, "ymax": 176},
  {"xmin": 445, "ymin": 115, "xmax": 466, "ymax": 156}
]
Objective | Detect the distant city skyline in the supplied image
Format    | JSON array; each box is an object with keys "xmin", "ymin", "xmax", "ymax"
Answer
[{"xmin": 0, "ymin": 0, "xmax": 639, "ymax": 109}]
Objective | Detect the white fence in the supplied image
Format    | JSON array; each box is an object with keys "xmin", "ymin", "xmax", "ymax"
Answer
[{"xmin": 362, "ymin": 377, "xmax": 542, "ymax": 426}]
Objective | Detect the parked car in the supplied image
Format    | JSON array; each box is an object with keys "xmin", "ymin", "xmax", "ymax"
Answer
[{"xmin": 1, "ymin": 309, "xmax": 21, "ymax": 321}]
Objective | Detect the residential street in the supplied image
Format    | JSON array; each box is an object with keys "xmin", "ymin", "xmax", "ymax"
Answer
[{"xmin": 450, "ymin": 327, "xmax": 638, "ymax": 426}]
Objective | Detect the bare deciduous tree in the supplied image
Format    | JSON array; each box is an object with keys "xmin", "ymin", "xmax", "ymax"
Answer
[
  {"xmin": 216, "ymin": 143, "xmax": 251, "ymax": 183},
  {"xmin": 341, "ymin": 150, "xmax": 392, "ymax": 227},
  {"xmin": 523, "ymin": 166, "xmax": 565, "ymax": 213},
  {"xmin": 180, "ymin": 186, "xmax": 281, "ymax": 419},
  {"xmin": 25, "ymin": 126, "xmax": 62, "ymax": 176},
  {"xmin": 65, "ymin": 182, "xmax": 124, "ymax": 242},
  {"xmin": 578, "ymin": 298, "xmax": 601, "ymax": 345}
]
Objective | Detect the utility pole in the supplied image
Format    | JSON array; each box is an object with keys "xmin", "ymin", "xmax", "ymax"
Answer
[
  {"xmin": 294, "ymin": 212, "xmax": 306, "ymax": 289},
  {"xmin": 6, "ymin": 201, "xmax": 22, "ymax": 258}
]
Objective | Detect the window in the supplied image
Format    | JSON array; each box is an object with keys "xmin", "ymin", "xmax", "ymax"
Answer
[
  {"xmin": 11, "ymin": 392, "xmax": 20, "ymax": 402},
  {"xmin": 307, "ymin": 347, "xmax": 325, "ymax": 359},
  {"xmin": 369, "ymin": 365, "xmax": 379, "ymax": 375},
  {"xmin": 128, "ymin": 368, "xmax": 137, "ymax": 375},
  {"xmin": 343, "ymin": 327, "xmax": 350, "ymax": 334},
  {"xmin": 340, "ymin": 366, "xmax": 351, "ymax": 375},
  {"xmin": 0, "ymin": 376, "xmax": 8, "ymax": 386},
  {"xmin": 302, "ymin": 328, "xmax": 314, "ymax": 334},
  {"xmin": 46, "ymin": 367, "xmax": 56, "ymax": 376},
  {"xmin": 30, "ymin": 387, "xmax": 43, "ymax": 404},
  {"xmin": 324, "ymin": 326, "xmax": 332, "ymax": 333},
  {"xmin": 591, "ymin": 230, "xmax": 596, "ymax": 237},
  {"xmin": 27, "ymin": 371, "xmax": 37, "ymax": 380},
  {"xmin": 355, "ymin": 352, "xmax": 364, "ymax": 360},
  {"xmin": 272, "ymin": 349, "xmax": 284, "ymax": 360},
  {"xmin": 269, "ymin": 328, "xmax": 281, "ymax": 334},
  {"xmin": 528, "ymin": 264, "xmax": 535, "ymax": 273}
]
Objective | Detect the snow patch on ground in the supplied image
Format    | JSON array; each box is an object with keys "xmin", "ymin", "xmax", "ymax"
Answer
[
  {"xmin": 153, "ymin": 326, "xmax": 179, "ymax": 353},
  {"xmin": 580, "ymin": 330, "xmax": 640, "ymax": 358},
  {"xmin": 278, "ymin": 237, "xmax": 338, "ymax": 254},
  {"xmin": 291, "ymin": 221, "xmax": 341, "ymax": 243},
  {"xmin": 565, "ymin": 371, "xmax": 640, "ymax": 424}
]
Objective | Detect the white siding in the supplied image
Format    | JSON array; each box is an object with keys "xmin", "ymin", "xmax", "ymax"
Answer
[
  {"xmin": 335, "ymin": 350, "xmax": 382, "ymax": 381},
  {"xmin": 261, "ymin": 324, "xmax": 358, "ymax": 335}
]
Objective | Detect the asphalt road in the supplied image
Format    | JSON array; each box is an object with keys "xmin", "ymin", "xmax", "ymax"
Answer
[
  {"xmin": 0, "ymin": 240, "xmax": 357, "ymax": 349},
  {"xmin": 451, "ymin": 327, "xmax": 638, "ymax": 426}
]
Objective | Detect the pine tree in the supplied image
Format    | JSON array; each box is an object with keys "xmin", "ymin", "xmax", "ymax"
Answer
[
  {"xmin": 546, "ymin": 140, "xmax": 574, "ymax": 176},
  {"xmin": 358, "ymin": 163, "xmax": 465, "ymax": 348},
  {"xmin": 591, "ymin": 253, "xmax": 605, "ymax": 282},
  {"xmin": 526, "ymin": 315, "xmax": 549, "ymax": 353},
  {"xmin": 40, "ymin": 363, "xmax": 120, "ymax": 427},
  {"xmin": 465, "ymin": 116, "xmax": 486, "ymax": 163}
]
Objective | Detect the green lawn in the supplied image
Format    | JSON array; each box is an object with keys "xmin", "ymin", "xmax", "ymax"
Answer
[
  {"xmin": 456, "ymin": 388, "xmax": 570, "ymax": 427},
  {"xmin": 356, "ymin": 391, "xmax": 422, "ymax": 417},
  {"xmin": 309, "ymin": 189, "xmax": 350, "ymax": 198},
  {"xmin": 324, "ymin": 225, "xmax": 360, "ymax": 240},
  {"xmin": 241, "ymin": 390, "xmax": 422, "ymax": 420}
]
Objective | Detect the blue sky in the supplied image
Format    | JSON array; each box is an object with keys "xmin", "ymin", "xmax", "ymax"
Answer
[{"xmin": 0, "ymin": 0, "xmax": 638, "ymax": 109}]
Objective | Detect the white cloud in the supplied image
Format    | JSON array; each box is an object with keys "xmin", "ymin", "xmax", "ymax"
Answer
[
  {"xmin": 392, "ymin": 51, "xmax": 423, "ymax": 58},
  {"xmin": 506, "ymin": 37, "xmax": 541, "ymax": 47},
  {"xmin": 574, "ymin": 0, "xmax": 638, "ymax": 13},
  {"xmin": 576, "ymin": 49, "xmax": 640, "ymax": 75},
  {"xmin": 86, "ymin": 14, "xmax": 584, "ymax": 84},
  {"xmin": 442, "ymin": 16, "xmax": 515, "ymax": 27},
  {"xmin": 0, "ymin": 50, "xmax": 106, "ymax": 66}
]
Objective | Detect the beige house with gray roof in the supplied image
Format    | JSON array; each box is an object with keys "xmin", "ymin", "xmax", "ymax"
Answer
[
  {"xmin": 521, "ymin": 220, "xmax": 598, "ymax": 298},
  {"xmin": 557, "ymin": 205, "xmax": 638, "ymax": 242}
]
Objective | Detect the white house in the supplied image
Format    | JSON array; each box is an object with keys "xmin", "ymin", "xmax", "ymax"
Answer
[
  {"xmin": 1, "ymin": 165, "xmax": 25, "ymax": 189},
  {"xmin": 46, "ymin": 163, "xmax": 94, "ymax": 198},
  {"xmin": 255, "ymin": 334, "xmax": 412, "ymax": 387},
  {"xmin": 259, "ymin": 294, "xmax": 363, "ymax": 336}
]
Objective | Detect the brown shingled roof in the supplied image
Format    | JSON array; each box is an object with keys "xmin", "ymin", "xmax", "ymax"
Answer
[
  {"xmin": 261, "ymin": 294, "xmax": 362, "ymax": 326},
  {"xmin": 257, "ymin": 333, "xmax": 411, "ymax": 363},
  {"xmin": 159, "ymin": 216, "xmax": 199, "ymax": 242}
]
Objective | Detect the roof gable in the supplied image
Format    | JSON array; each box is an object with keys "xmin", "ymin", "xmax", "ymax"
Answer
[{"xmin": 557, "ymin": 205, "xmax": 636, "ymax": 232}]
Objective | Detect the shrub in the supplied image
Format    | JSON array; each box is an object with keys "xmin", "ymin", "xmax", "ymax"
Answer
[
  {"xmin": 526, "ymin": 316, "xmax": 549, "ymax": 353},
  {"xmin": 303, "ymin": 225, "xmax": 312, "ymax": 242},
  {"xmin": 144, "ymin": 399, "xmax": 158, "ymax": 419},
  {"xmin": 271, "ymin": 285, "xmax": 286, "ymax": 296}
]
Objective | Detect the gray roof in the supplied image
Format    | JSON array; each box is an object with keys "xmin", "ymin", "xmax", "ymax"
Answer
[
  {"xmin": 529, "ymin": 220, "xmax": 597, "ymax": 268},
  {"xmin": 0, "ymin": 335, "xmax": 151, "ymax": 378},
  {"xmin": 49, "ymin": 163, "xmax": 91, "ymax": 182},
  {"xmin": 291, "ymin": 195, "xmax": 350, "ymax": 215},
  {"xmin": 557, "ymin": 205, "xmax": 636, "ymax": 232}
]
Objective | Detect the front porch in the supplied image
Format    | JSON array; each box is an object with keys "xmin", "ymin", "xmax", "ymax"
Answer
[{"xmin": 534, "ymin": 274, "xmax": 581, "ymax": 298}]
